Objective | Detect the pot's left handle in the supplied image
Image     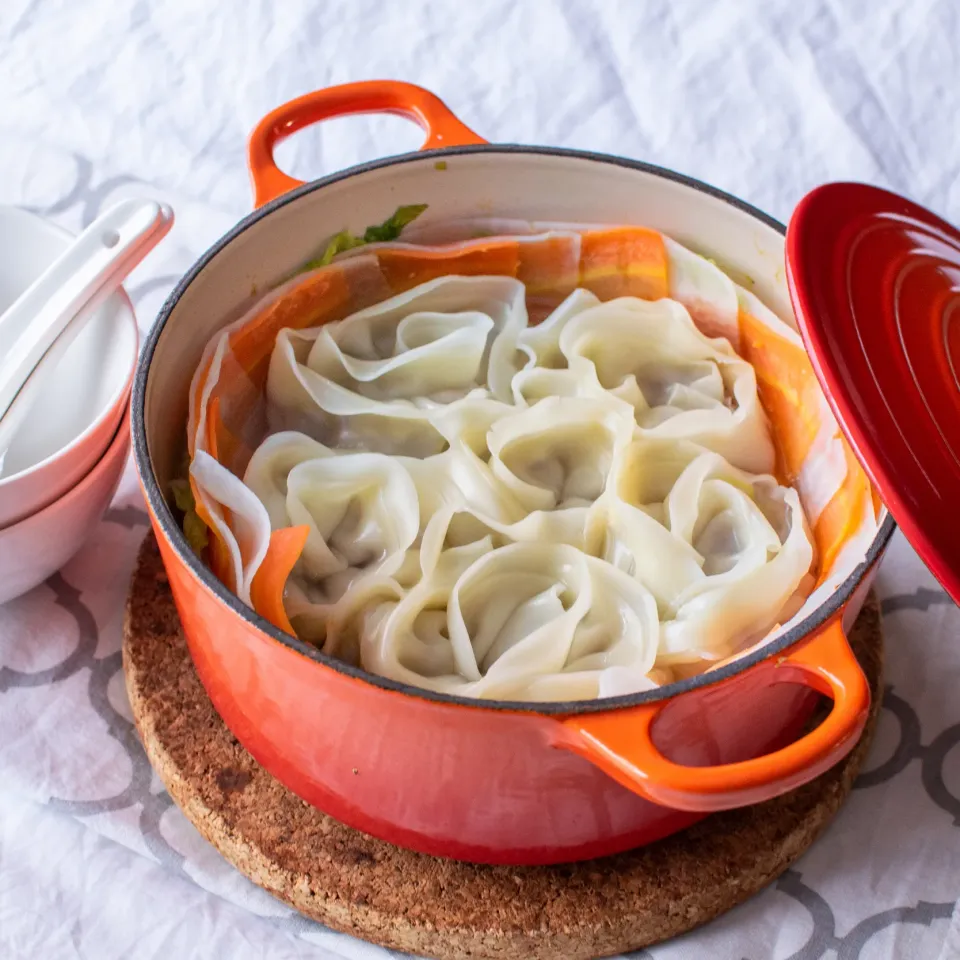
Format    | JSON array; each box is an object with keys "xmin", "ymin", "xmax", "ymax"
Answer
[
  {"xmin": 558, "ymin": 620, "xmax": 869, "ymax": 812},
  {"xmin": 247, "ymin": 81, "xmax": 488, "ymax": 208}
]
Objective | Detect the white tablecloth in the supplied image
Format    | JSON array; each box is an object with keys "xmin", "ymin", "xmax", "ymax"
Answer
[{"xmin": 1, "ymin": 1, "xmax": 960, "ymax": 957}]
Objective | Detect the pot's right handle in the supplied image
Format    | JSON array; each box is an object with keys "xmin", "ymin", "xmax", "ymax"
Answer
[
  {"xmin": 559, "ymin": 620, "xmax": 869, "ymax": 812},
  {"xmin": 247, "ymin": 81, "xmax": 487, "ymax": 208}
]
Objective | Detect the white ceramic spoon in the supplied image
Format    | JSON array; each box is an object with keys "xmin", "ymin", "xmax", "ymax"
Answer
[{"xmin": 0, "ymin": 198, "xmax": 174, "ymax": 463}]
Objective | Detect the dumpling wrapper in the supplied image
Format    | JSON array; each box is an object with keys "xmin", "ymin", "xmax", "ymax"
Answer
[
  {"xmin": 512, "ymin": 294, "xmax": 776, "ymax": 475},
  {"xmin": 604, "ymin": 444, "xmax": 813, "ymax": 664},
  {"xmin": 362, "ymin": 541, "xmax": 661, "ymax": 701},
  {"xmin": 487, "ymin": 395, "xmax": 636, "ymax": 512}
]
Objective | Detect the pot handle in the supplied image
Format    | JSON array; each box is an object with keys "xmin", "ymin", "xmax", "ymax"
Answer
[
  {"xmin": 559, "ymin": 620, "xmax": 869, "ymax": 812},
  {"xmin": 247, "ymin": 80, "xmax": 487, "ymax": 207}
]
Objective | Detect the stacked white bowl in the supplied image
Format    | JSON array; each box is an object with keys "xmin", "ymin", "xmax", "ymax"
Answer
[{"xmin": 0, "ymin": 206, "xmax": 139, "ymax": 603}]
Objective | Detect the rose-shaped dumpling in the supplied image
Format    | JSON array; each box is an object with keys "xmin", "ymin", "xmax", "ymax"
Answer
[
  {"xmin": 358, "ymin": 535, "xmax": 495, "ymax": 684},
  {"xmin": 402, "ymin": 446, "xmax": 603, "ymax": 566},
  {"xmin": 603, "ymin": 435, "xmax": 716, "ymax": 582},
  {"xmin": 487, "ymin": 396, "xmax": 635, "ymax": 512},
  {"xmin": 243, "ymin": 431, "xmax": 335, "ymax": 528},
  {"xmin": 399, "ymin": 446, "xmax": 526, "ymax": 541},
  {"xmin": 606, "ymin": 444, "xmax": 813, "ymax": 664},
  {"xmin": 273, "ymin": 274, "xmax": 529, "ymax": 416},
  {"xmin": 268, "ymin": 326, "xmax": 514, "ymax": 458},
  {"xmin": 323, "ymin": 274, "xmax": 530, "ymax": 400},
  {"xmin": 283, "ymin": 453, "xmax": 420, "ymax": 596},
  {"xmin": 362, "ymin": 541, "xmax": 660, "ymax": 701},
  {"xmin": 553, "ymin": 297, "xmax": 775, "ymax": 474},
  {"xmin": 453, "ymin": 542, "xmax": 660, "ymax": 699},
  {"xmin": 309, "ymin": 309, "xmax": 493, "ymax": 402}
]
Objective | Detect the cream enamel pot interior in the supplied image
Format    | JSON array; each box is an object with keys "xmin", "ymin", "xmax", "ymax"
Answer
[{"xmin": 132, "ymin": 82, "xmax": 895, "ymax": 865}]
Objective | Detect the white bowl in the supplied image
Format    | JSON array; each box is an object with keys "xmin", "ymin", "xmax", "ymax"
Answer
[
  {"xmin": 0, "ymin": 409, "xmax": 130, "ymax": 604},
  {"xmin": 0, "ymin": 206, "xmax": 139, "ymax": 526}
]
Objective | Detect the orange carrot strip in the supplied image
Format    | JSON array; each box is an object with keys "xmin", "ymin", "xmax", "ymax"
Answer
[
  {"xmin": 737, "ymin": 308, "xmax": 875, "ymax": 582},
  {"xmin": 205, "ymin": 396, "xmax": 221, "ymax": 462},
  {"xmin": 813, "ymin": 440, "xmax": 871, "ymax": 582},
  {"xmin": 376, "ymin": 239, "xmax": 521, "ymax": 292},
  {"xmin": 737, "ymin": 309, "xmax": 821, "ymax": 485},
  {"xmin": 579, "ymin": 228, "xmax": 669, "ymax": 301},
  {"xmin": 229, "ymin": 267, "xmax": 352, "ymax": 389},
  {"xmin": 205, "ymin": 394, "xmax": 251, "ymax": 478},
  {"xmin": 517, "ymin": 235, "xmax": 579, "ymax": 296},
  {"xmin": 250, "ymin": 525, "xmax": 311, "ymax": 634},
  {"xmin": 190, "ymin": 475, "xmax": 235, "ymax": 592},
  {"xmin": 188, "ymin": 351, "xmax": 216, "ymax": 456}
]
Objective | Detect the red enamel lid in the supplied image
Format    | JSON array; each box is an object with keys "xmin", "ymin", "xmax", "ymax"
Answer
[{"xmin": 786, "ymin": 181, "xmax": 960, "ymax": 602}]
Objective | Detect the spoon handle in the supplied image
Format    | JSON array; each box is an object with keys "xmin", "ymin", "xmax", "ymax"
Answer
[{"xmin": 0, "ymin": 199, "xmax": 173, "ymax": 421}]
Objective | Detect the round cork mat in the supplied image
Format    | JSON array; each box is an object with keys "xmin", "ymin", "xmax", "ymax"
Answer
[{"xmin": 123, "ymin": 533, "xmax": 884, "ymax": 960}]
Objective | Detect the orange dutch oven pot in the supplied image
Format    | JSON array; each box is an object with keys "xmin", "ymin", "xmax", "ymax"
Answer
[{"xmin": 132, "ymin": 81, "xmax": 899, "ymax": 865}]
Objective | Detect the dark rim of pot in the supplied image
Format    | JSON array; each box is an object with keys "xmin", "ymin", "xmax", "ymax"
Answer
[{"xmin": 132, "ymin": 143, "xmax": 898, "ymax": 716}]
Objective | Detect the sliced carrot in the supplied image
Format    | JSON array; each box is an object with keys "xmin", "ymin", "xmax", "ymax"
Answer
[
  {"xmin": 376, "ymin": 239, "xmax": 521, "ymax": 292},
  {"xmin": 229, "ymin": 267, "xmax": 352, "ymax": 389},
  {"xmin": 188, "ymin": 351, "xmax": 216, "ymax": 456},
  {"xmin": 737, "ymin": 308, "xmax": 875, "ymax": 582},
  {"xmin": 737, "ymin": 309, "xmax": 821, "ymax": 485},
  {"xmin": 813, "ymin": 440, "xmax": 871, "ymax": 582},
  {"xmin": 517, "ymin": 234, "xmax": 579, "ymax": 296},
  {"xmin": 205, "ymin": 395, "xmax": 221, "ymax": 462},
  {"xmin": 250, "ymin": 525, "xmax": 311, "ymax": 635},
  {"xmin": 206, "ymin": 394, "xmax": 249, "ymax": 477},
  {"xmin": 527, "ymin": 296, "xmax": 567, "ymax": 325},
  {"xmin": 205, "ymin": 380, "xmax": 265, "ymax": 478},
  {"xmin": 190, "ymin": 475, "xmax": 235, "ymax": 592},
  {"xmin": 579, "ymin": 227, "xmax": 669, "ymax": 301}
]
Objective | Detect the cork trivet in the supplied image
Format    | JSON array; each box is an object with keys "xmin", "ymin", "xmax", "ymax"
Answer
[{"xmin": 124, "ymin": 533, "xmax": 884, "ymax": 960}]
